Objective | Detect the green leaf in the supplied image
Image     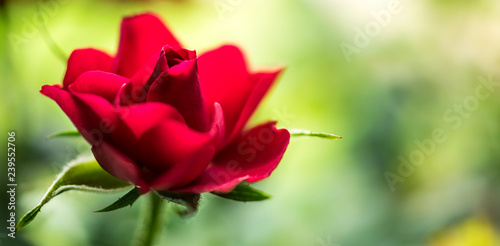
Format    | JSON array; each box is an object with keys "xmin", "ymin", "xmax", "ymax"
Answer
[
  {"xmin": 289, "ymin": 129, "xmax": 342, "ymax": 140},
  {"xmin": 16, "ymin": 156, "xmax": 132, "ymax": 231},
  {"xmin": 156, "ymin": 191, "xmax": 200, "ymax": 217},
  {"xmin": 95, "ymin": 187, "xmax": 141, "ymax": 213},
  {"xmin": 46, "ymin": 130, "xmax": 81, "ymax": 140},
  {"xmin": 211, "ymin": 184, "xmax": 272, "ymax": 202}
]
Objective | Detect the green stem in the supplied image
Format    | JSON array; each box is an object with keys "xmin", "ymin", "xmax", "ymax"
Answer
[
  {"xmin": 289, "ymin": 129, "xmax": 342, "ymax": 140},
  {"xmin": 133, "ymin": 193, "xmax": 164, "ymax": 246}
]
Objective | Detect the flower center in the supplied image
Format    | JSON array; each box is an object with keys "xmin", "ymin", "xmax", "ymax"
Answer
[{"xmin": 164, "ymin": 48, "xmax": 191, "ymax": 68}]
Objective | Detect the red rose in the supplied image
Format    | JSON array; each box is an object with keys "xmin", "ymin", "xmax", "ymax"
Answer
[{"xmin": 40, "ymin": 13, "xmax": 290, "ymax": 194}]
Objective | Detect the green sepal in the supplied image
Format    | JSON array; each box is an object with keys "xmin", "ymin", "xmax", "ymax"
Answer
[
  {"xmin": 211, "ymin": 184, "xmax": 272, "ymax": 202},
  {"xmin": 289, "ymin": 129, "xmax": 342, "ymax": 140},
  {"xmin": 156, "ymin": 190, "xmax": 200, "ymax": 217},
  {"xmin": 95, "ymin": 187, "xmax": 141, "ymax": 213},
  {"xmin": 16, "ymin": 157, "xmax": 132, "ymax": 231}
]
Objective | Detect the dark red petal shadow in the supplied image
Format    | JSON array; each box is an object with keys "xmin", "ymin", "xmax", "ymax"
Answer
[
  {"xmin": 91, "ymin": 141, "xmax": 144, "ymax": 187},
  {"xmin": 119, "ymin": 49, "xmax": 166, "ymax": 106},
  {"xmin": 138, "ymin": 120, "xmax": 214, "ymax": 177},
  {"xmin": 150, "ymin": 145, "xmax": 215, "ymax": 191}
]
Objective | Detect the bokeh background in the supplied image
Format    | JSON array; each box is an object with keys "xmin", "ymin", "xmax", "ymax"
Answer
[{"xmin": 2, "ymin": 0, "xmax": 500, "ymax": 245}]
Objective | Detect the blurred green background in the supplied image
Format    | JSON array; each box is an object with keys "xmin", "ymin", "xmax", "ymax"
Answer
[{"xmin": 2, "ymin": 0, "xmax": 500, "ymax": 245}]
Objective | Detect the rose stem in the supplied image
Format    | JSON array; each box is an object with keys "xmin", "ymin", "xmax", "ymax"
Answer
[{"xmin": 133, "ymin": 192, "xmax": 164, "ymax": 246}]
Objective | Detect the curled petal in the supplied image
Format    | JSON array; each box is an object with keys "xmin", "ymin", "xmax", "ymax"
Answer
[
  {"xmin": 118, "ymin": 102, "xmax": 185, "ymax": 139},
  {"xmin": 68, "ymin": 71, "xmax": 128, "ymax": 103},
  {"xmin": 173, "ymin": 122, "xmax": 290, "ymax": 193},
  {"xmin": 119, "ymin": 45, "xmax": 196, "ymax": 106},
  {"xmin": 209, "ymin": 102, "xmax": 226, "ymax": 148},
  {"xmin": 62, "ymin": 49, "xmax": 114, "ymax": 89},
  {"xmin": 119, "ymin": 50, "xmax": 166, "ymax": 105}
]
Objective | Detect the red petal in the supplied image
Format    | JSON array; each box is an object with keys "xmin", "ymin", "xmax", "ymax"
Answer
[
  {"xmin": 147, "ymin": 60, "xmax": 209, "ymax": 132},
  {"xmin": 62, "ymin": 49, "xmax": 114, "ymax": 89},
  {"xmin": 226, "ymin": 69, "xmax": 282, "ymax": 145},
  {"xmin": 118, "ymin": 102, "xmax": 184, "ymax": 139},
  {"xmin": 91, "ymin": 141, "xmax": 144, "ymax": 187},
  {"xmin": 68, "ymin": 71, "xmax": 128, "ymax": 103},
  {"xmin": 118, "ymin": 49, "xmax": 166, "ymax": 105},
  {"xmin": 173, "ymin": 122, "xmax": 290, "ymax": 193},
  {"xmin": 138, "ymin": 120, "xmax": 214, "ymax": 187},
  {"xmin": 209, "ymin": 102, "xmax": 226, "ymax": 149},
  {"xmin": 68, "ymin": 91, "xmax": 138, "ymax": 159},
  {"xmin": 41, "ymin": 85, "xmax": 139, "ymax": 164},
  {"xmin": 198, "ymin": 45, "xmax": 252, "ymax": 138},
  {"xmin": 40, "ymin": 85, "xmax": 117, "ymax": 146},
  {"xmin": 119, "ymin": 46, "xmax": 198, "ymax": 106},
  {"xmin": 152, "ymin": 104, "xmax": 224, "ymax": 190},
  {"xmin": 150, "ymin": 145, "xmax": 215, "ymax": 191},
  {"xmin": 113, "ymin": 13, "xmax": 180, "ymax": 78}
]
